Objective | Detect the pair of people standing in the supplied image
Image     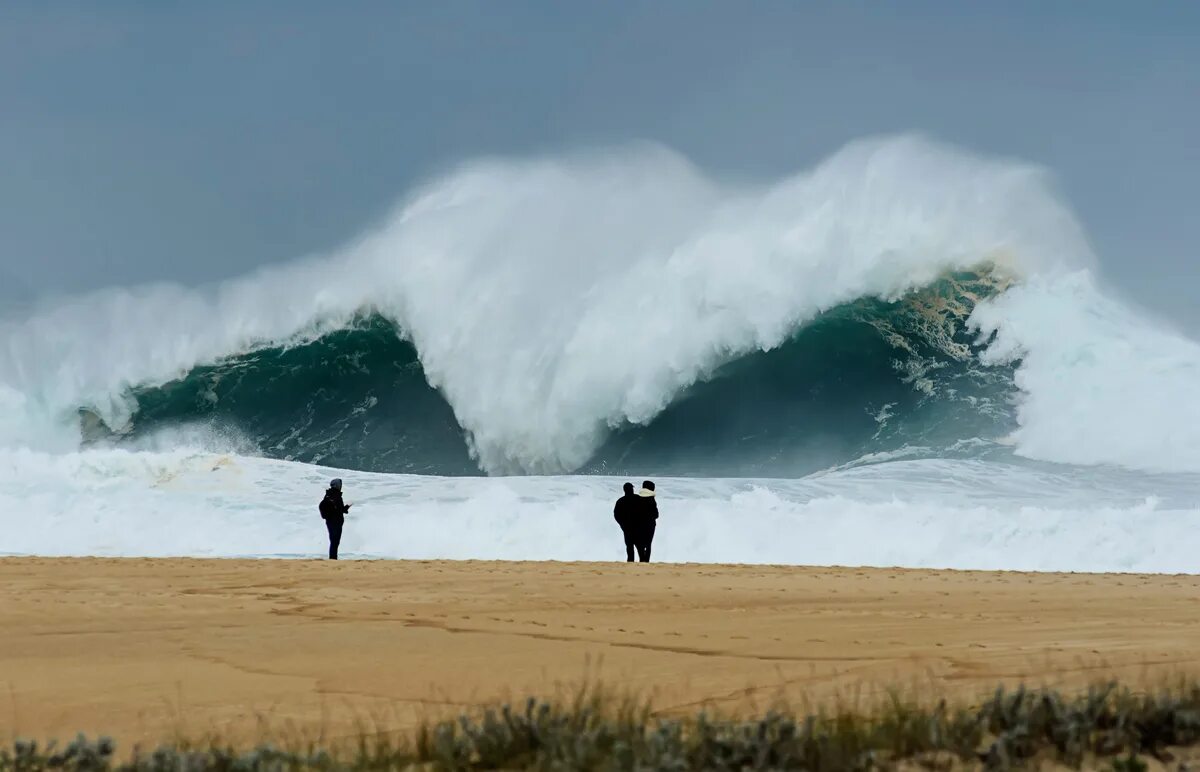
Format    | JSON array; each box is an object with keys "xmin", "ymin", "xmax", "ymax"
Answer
[
  {"xmin": 319, "ymin": 478, "xmax": 659, "ymax": 563},
  {"xmin": 614, "ymin": 480, "xmax": 658, "ymax": 562}
]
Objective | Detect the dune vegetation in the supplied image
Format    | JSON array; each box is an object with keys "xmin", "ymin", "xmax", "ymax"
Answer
[{"xmin": 5, "ymin": 680, "xmax": 1200, "ymax": 770}]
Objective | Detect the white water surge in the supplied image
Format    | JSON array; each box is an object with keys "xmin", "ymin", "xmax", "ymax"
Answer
[{"xmin": 1, "ymin": 448, "xmax": 1197, "ymax": 572}]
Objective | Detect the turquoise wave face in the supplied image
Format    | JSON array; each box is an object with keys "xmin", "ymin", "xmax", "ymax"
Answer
[
  {"xmin": 108, "ymin": 317, "xmax": 477, "ymax": 474},
  {"xmin": 88, "ymin": 271, "xmax": 1018, "ymax": 477},
  {"xmin": 587, "ymin": 270, "xmax": 1018, "ymax": 476}
]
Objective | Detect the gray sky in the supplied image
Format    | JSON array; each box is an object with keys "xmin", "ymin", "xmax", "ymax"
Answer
[{"xmin": 1, "ymin": 2, "xmax": 1197, "ymax": 328}]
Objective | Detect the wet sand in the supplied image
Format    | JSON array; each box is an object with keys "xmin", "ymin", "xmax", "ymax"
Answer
[{"xmin": 1, "ymin": 558, "xmax": 1197, "ymax": 746}]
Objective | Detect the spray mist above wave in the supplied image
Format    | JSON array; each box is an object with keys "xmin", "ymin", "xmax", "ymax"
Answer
[{"xmin": 12, "ymin": 132, "xmax": 1192, "ymax": 476}]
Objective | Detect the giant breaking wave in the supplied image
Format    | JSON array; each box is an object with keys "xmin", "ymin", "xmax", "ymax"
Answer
[
  {"xmin": 4, "ymin": 134, "xmax": 1198, "ymax": 475},
  {"xmin": 3, "ymin": 135, "xmax": 1200, "ymax": 568}
]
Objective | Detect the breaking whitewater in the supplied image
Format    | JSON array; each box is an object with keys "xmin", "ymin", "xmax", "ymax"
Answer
[{"xmin": 3, "ymin": 135, "xmax": 1199, "ymax": 571}]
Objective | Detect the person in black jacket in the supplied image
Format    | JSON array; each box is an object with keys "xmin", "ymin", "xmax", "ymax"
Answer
[
  {"xmin": 318, "ymin": 478, "xmax": 351, "ymax": 559},
  {"xmin": 613, "ymin": 482, "xmax": 639, "ymax": 562},
  {"xmin": 633, "ymin": 480, "xmax": 658, "ymax": 562}
]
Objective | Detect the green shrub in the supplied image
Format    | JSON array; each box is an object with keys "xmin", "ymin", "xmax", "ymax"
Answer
[{"xmin": 4, "ymin": 680, "xmax": 1200, "ymax": 771}]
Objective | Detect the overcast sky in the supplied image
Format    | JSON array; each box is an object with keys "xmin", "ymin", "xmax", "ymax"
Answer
[{"xmin": 1, "ymin": 2, "xmax": 1197, "ymax": 328}]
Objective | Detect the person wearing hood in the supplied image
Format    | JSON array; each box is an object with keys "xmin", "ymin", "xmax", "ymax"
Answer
[
  {"xmin": 318, "ymin": 478, "xmax": 351, "ymax": 560},
  {"xmin": 633, "ymin": 480, "xmax": 658, "ymax": 563},
  {"xmin": 613, "ymin": 482, "xmax": 639, "ymax": 562}
]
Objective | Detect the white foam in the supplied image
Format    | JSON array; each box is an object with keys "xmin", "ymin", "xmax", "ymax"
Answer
[
  {"xmin": 0, "ymin": 136, "xmax": 1093, "ymax": 473},
  {"xmin": 3, "ymin": 449, "xmax": 1197, "ymax": 573},
  {"xmin": 971, "ymin": 271, "xmax": 1200, "ymax": 473}
]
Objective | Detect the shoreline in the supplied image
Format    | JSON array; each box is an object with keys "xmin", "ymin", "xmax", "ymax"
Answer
[
  {"xmin": 2, "ymin": 557, "xmax": 1198, "ymax": 747},
  {"xmin": 5, "ymin": 554, "xmax": 1196, "ymax": 576}
]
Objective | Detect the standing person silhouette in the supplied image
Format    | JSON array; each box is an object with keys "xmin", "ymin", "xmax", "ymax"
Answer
[
  {"xmin": 318, "ymin": 478, "xmax": 351, "ymax": 559},
  {"xmin": 613, "ymin": 482, "xmax": 639, "ymax": 561},
  {"xmin": 634, "ymin": 480, "xmax": 658, "ymax": 562}
]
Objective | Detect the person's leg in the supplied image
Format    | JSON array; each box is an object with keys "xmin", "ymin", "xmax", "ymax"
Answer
[
  {"xmin": 641, "ymin": 526, "xmax": 655, "ymax": 563},
  {"xmin": 327, "ymin": 521, "xmax": 342, "ymax": 560},
  {"xmin": 624, "ymin": 530, "xmax": 636, "ymax": 562}
]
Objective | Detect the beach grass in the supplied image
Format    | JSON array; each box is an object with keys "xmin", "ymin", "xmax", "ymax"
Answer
[{"xmin": 5, "ymin": 679, "xmax": 1200, "ymax": 770}]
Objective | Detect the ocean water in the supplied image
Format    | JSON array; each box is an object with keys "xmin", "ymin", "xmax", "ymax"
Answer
[{"xmin": 3, "ymin": 135, "xmax": 1198, "ymax": 570}]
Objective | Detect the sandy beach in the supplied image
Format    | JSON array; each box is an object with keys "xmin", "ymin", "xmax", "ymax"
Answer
[{"xmin": 1, "ymin": 558, "xmax": 1197, "ymax": 747}]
